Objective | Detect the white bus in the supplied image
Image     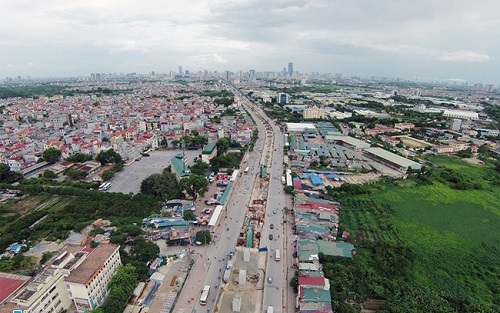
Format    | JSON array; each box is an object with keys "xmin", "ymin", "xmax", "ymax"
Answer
[
  {"xmin": 199, "ymin": 285, "xmax": 211, "ymax": 306},
  {"xmin": 98, "ymin": 182, "xmax": 111, "ymax": 191},
  {"xmin": 275, "ymin": 249, "xmax": 281, "ymax": 262}
]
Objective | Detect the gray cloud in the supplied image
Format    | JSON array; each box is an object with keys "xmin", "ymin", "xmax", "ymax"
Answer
[{"xmin": 0, "ymin": 0, "xmax": 498, "ymax": 83}]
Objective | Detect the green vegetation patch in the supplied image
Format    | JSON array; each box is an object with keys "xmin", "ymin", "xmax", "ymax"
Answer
[{"xmin": 332, "ymin": 156, "xmax": 500, "ymax": 311}]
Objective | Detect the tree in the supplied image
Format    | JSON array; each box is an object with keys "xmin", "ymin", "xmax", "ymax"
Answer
[
  {"xmin": 140, "ymin": 172, "xmax": 180, "ymax": 199},
  {"xmin": 64, "ymin": 168, "xmax": 87, "ymax": 180},
  {"xmin": 41, "ymin": 170, "xmax": 57, "ymax": 179},
  {"xmin": 130, "ymin": 236, "xmax": 160, "ymax": 262},
  {"xmin": 42, "ymin": 147, "xmax": 62, "ymax": 162},
  {"xmin": 179, "ymin": 174, "xmax": 208, "ymax": 199},
  {"xmin": 192, "ymin": 135, "xmax": 208, "ymax": 147},
  {"xmin": 216, "ymin": 137, "xmax": 230, "ymax": 156},
  {"xmin": 183, "ymin": 210, "xmax": 196, "ymax": 221},
  {"xmin": 171, "ymin": 140, "xmax": 181, "ymax": 149},
  {"xmin": 290, "ymin": 275, "xmax": 298, "ymax": 291},
  {"xmin": 284, "ymin": 185, "xmax": 294, "ymax": 194},
  {"xmin": 65, "ymin": 153, "xmax": 93, "ymax": 163},
  {"xmin": 181, "ymin": 135, "xmax": 192, "ymax": 148},
  {"xmin": 457, "ymin": 148, "xmax": 473, "ymax": 158},
  {"xmin": 102, "ymin": 263, "xmax": 138, "ymax": 313},
  {"xmin": 160, "ymin": 137, "xmax": 168, "ymax": 147},
  {"xmin": 101, "ymin": 169, "xmax": 116, "ymax": 181},
  {"xmin": 96, "ymin": 149, "xmax": 123, "ymax": 165},
  {"xmin": 196, "ymin": 230, "xmax": 211, "ymax": 244},
  {"xmin": 0, "ymin": 164, "xmax": 23, "ymax": 183},
  {"xmin": 189, "ymin": 161, "xmax": 208, "ymax": 176},
  {"xmin": 119, "ymin": 224, "xmax": 143, "ymax": 237}
]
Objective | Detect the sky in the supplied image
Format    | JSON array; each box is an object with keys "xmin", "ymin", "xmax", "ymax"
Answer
[{"xmin": 1, "ymin": 0, "xmax": 499, "ymax": 84}]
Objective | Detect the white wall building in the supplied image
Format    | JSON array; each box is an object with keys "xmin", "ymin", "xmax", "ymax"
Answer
[
  {"xmin": 11, "ymin": 267, "xmax": 73, "ymax": 313},
  {"xmin": 303, "ymin": 105, "xmax": 325, "ymax": 119},
  {"xmin": 443, "ymin": 109, "xmax": 479, "ymax": 120},
  {"xmin": 65, "ymin": 244, "xmax": 121, "ymax": 312}
]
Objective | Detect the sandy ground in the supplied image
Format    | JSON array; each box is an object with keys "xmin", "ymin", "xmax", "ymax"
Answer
[{"xmin": 24, "ymin": 241, "xmax": 64, "ymax": 259}]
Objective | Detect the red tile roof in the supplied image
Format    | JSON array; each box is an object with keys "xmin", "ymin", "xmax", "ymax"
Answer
[
  {"xmin": 298, "ymin": 276, "xmax": 325, "ymax": 286},
  {"xmin": 0, "ymin": 276, "xmax": 28, "ymax": 302}
]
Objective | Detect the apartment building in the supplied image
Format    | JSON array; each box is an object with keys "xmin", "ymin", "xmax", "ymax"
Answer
[
  {"xmin": 65, "ymin": 244, "xmax": 121, "ymax": 312},
  {"xmin": 10, "ymin": 267, "xmax": 73, "ymax": 313}
]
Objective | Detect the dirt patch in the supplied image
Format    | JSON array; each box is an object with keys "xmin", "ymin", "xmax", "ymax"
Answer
[
  {"xmin": 24, "ymin": 241, "xmax": 63, "ymax": 259},
  {"xmin": 400, "ymin": 136, "xmax": 432, "ymax": 148},
  {"xmin": 463, "ymin": 158, "xmax": 484, "ymax": 165}
]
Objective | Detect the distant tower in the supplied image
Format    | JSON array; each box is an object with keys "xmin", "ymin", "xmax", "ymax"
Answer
[
  {"xmin": 288, "ymin": 62, "xmax": 293, "ymax": 76},
  {"xmin": 178, "ymin": 66, "xmax": 183, "ymax": 75},
  {"xmin": 335, "ymin": 73, "xmax": 342, "ymax": 84}
]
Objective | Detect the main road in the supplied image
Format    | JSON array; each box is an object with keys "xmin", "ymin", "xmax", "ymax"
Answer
[
  {"xmin": 175, "ymin": 84, "xmax": 274, "ymax": 313},
  {"xmin": 240, "ymin": 94, "xmax": 289, "ymax": 313}
]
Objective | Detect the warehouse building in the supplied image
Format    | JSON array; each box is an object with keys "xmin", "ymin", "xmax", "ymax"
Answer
[{"xmin": 365, "ymin": 147, "xmax": 422, "ymax": 172}]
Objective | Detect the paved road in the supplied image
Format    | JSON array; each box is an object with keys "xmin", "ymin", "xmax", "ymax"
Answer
[
  {"xmin": 173, "ymin": 86, "xmax": 295, "ymax": 313},
  {"xmin": 175, "ymin": 92, "xmax": 269, "ymax": 313},
  {"xmin": 248, "ymin": 99, "xmax": 288, "ymax": 313}
]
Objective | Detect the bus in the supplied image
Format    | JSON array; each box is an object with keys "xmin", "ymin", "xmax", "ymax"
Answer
[
  {"xmin": 275, "ymin": 249, "xmax": 281, "ymax": 262},
  {"xmin": 98, "ymin": 182, "xmax": 111, "ymax": 191},
  {"xmin": 267, "ymin": 306, "xmax": 274, "ymax": 313},
  {"xmin": 199, "ymin": 285, "xmax": 210, "ymax": 306}
]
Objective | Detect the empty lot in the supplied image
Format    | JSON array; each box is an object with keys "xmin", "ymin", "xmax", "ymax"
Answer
[{"xmin": 107, "ymin": 149, "xmax": 201, "ymax": 194}]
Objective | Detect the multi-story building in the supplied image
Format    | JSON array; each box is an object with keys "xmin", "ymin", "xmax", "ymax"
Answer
[
  {"xmin": 10, "ymin": 266, "xmax": 73, "ymax": 313},
  {"xmin": 201, "ymin": 142, "xmax": 217, "ymax": 163},
  {"xmin": 303, "ymin": 105, "xmax": 325, "ymax": 119},
  {"xmin": 394, "ymin": 122, "xmax": 415, "ymax": 131},
  {"xmin": 65, "ymin": 244, "xmax": 121, "ymax": 312},
  {"xmin": 278, "ymin": 93, "xmax": 289, "ymax": 104}
]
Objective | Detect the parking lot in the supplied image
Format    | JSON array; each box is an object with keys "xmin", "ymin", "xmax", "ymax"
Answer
[{"xmin": 107, "ymin": 149, "xmax": 201, "ymax": 194}]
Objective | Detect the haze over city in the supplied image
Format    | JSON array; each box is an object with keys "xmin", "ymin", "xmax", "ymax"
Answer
[{"xmin": 1, "ymin": 0, "xmax": 499, "ymax": 84}]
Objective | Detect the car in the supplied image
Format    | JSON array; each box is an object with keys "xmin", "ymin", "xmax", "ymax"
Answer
[
  {"xmin": 270, "ymin": 224, "xmax": 274, "ymax": 229},
  {"xmin": 269, "ymin": 234, "xmax": 273, "ymax": 240},
  {"xmin": 267, "ymin": 212, "xmax": 271, "ymax": 217},
  {"xmin": 243, "ymin": 190, "xmax": 247, "ymax": 194},
  {"xmin": 267, "ymin": 277, "xmax": 273, "ymax": 283},
  {"xmin": 273, "ymin": 210, "xmax": 277, "ymax": 214}
]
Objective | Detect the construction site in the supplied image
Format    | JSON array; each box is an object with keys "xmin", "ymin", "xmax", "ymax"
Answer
[{"xmin": 213, "ymin": 112, "xmax": 278, "ymax": 313}]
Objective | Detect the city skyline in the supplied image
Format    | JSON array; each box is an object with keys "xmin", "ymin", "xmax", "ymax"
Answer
[{"xmin": 1, "ymin": 0, "xmax": 499, "ymax": 84}]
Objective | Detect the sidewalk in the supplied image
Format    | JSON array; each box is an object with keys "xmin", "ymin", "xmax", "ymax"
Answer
[
  {"xmin": 173, "ymin": 253, "xmax": 208, "ymax": 312},
  {"xmin": 148, "ymin": 255, "xmax": 191, "ymax": 313}
]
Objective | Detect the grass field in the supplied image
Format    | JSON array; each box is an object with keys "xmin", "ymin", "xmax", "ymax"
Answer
[
  {"xmin": 336, "ymin": 155, "xmax": 500, "ymax": 310},
  {"xmin": 365, "ymin": 157, "xmax": 500, "ymax": 303}
]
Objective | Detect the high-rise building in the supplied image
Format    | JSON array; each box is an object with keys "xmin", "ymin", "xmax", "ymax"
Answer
[
  {"xmin": 278, "ymin": 93, "xmax": 289, "ymax": 104},
  {"xmin": 288, "ymin": 62, "xmax": 293, "ymax": 76},
  {"xmin": 178, "ymin": 66, "xmax": 183, "ymax": 75}
]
